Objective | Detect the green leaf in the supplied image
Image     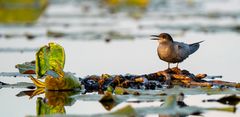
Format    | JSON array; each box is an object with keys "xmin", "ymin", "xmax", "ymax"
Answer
[{"xmin": 36, "ymin": 43, "xmax": 65, "ymax": 78}]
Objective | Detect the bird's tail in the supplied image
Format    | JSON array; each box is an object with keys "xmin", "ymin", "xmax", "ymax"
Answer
[{"xmin": 189, "ymin": 40, "xmax": 204, "ymax": 55}]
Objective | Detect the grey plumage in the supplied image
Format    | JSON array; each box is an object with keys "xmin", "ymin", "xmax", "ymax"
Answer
[
  {"xmin": 151, "ymin": 33, "xmax": 203, "ymax": 68},
  {"xmin": 189, "ymin": 41, "xmax": 204, "ymax": 54}
]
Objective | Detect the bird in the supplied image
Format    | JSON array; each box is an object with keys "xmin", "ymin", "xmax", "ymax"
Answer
[{"xmin": 151, "ymin": 33, "xmax": 203, "ymax": 69}]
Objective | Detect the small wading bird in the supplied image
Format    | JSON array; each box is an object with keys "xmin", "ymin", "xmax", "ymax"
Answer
[{"xmin": 151, "ymin": 33, "xmax": 203, "ymax": 69}]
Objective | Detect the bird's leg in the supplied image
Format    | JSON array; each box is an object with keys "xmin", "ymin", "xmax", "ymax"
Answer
[
  {"xmin": 171, "ymin": 63, "xmax": 181, "ymax": 73},
  {"xmin": 165, "ymin": 63, "xmax": 172, "ymax": 72},
  {"xmin": 176, "ymin": 63, "xmax": 179, "ymax": 68}
]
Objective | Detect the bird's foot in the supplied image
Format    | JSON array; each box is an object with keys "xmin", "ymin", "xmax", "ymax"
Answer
[
  {"xmin": 165, "ymin": 67, "xmax": 182, "ymax": 74},
  {"xmin": 165, "ymin": 68, "xmax": 173, "ymax": 73},
  {"xmin": 171, "ymin": 67, "xmax": 181, "ymax": 73}
]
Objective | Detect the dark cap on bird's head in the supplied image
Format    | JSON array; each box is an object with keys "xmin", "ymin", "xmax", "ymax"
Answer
[{"xmin": 151, "ymin": 33, "xmax": 173, "ymax": 42}]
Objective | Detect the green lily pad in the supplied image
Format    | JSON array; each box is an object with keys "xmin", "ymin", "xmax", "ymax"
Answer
[{"xmin": 35, "ymin": 43, "xmax": 65, "ymax": 78}]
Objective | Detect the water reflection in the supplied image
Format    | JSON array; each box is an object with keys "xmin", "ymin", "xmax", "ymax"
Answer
[
  {"xmin": 99, "ymin": 92, "xmax": 120, "ymax": 111},
  {"xmin": 203, "ymin": 94, "xmax": 240, "ymax": 113},
  {"xmin": 36, "ymin": 91, "xmax": 78, "ymax": 115},
  {"xmin": 15, "ymin": 87, "xmax": 240, "ymax": 116},
  {"xmin": 17, "ymin": 89, "xmax": 80, "ymax": 116}
]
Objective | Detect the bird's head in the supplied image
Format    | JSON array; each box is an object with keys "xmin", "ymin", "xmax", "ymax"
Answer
[{"xmin": 151, "ymin": 33, "xmax": 173, "ymax": 43}]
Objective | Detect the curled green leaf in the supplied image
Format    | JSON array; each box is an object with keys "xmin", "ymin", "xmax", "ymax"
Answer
[{"xmin": 36, "ymin": 43, "xmax": 65, "ymax": 78}]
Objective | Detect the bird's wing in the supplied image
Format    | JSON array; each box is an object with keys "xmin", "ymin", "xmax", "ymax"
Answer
[
  {"xmin": 174, "ymin": 42, "xmax": 191, "ymax": 59},
  {"xmin": 189, "ymin": 41, "xmax": 204, "ymax": 55}
]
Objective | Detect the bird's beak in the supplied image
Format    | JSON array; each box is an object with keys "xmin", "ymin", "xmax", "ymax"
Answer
[{"xmin": 150, "ymin": 35, "xmax": 159, "ymax": 40}]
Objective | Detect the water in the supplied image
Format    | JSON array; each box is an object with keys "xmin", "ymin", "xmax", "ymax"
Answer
[{"xmin": 0, "ymin": 0, "xmax": 240, "ymax": 116}]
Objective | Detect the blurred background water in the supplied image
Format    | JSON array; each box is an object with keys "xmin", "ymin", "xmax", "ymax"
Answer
[{"xmin": 0, "ymin": 0, "xmax": 240, "ymax": 116}]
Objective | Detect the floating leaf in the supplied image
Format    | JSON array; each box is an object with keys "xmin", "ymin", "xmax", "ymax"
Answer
[
  {"xmin": 207, "ymin": 107, "xmax": 236, "ymax": 113},
  {"xmin": 30, "ymin": 75, "xmax": 45, "ymax": 88},
  {"xmin": 15, "ymin": 61, "xmax": 35, "ymax": 74},
  {"xmin": 36, "ymin": 42, "xmax": 65, "ymax": 78},
  {"xmin": 204, "ymin": 94, "xmax": 240, "ymax": 106},
  {"xmin": 0, "ymin": 81, "xmax": 9, "ymax": 86},
  {"xmin": 16, "ymin": 90, "xmax": 35, "ymax": 97},
  {"xmin": 114, "ymin": 87, "xmax": 127, "ymax": 95},
  {"xmin": 45, "ymin": 72, "xmax": 81, "ymax": 90},
  {"xmin": 110, "ymin": 105, "xmax": 136, "ymax": 116},
  {"xmin": 47, "ymin": 30, "xmax": 66, "ymax": 38},
  {"xmin": 217, "ymin": 95, "xmax": 240, "ymax": 106},
  {"xmin": 30, "ymin": 72, "xmax": 81, "ymax": 90},
  {"xmin": 0, "ymin": 82, "xmax": 35, "ymax": 89},
  {"xmin": 101, "ymin": 74, "xmax": 111, "ymax": 79},
  {"xmin": 0, "ymin": 0, "xmax": 48, "ymax": 24},
  {"xmin": 103, "ymin": 0, "xmax": 149, "ymax": 18},
  {"xmin": 0, "ymin": 72, "xmax": 32, "ymax": 77}
]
